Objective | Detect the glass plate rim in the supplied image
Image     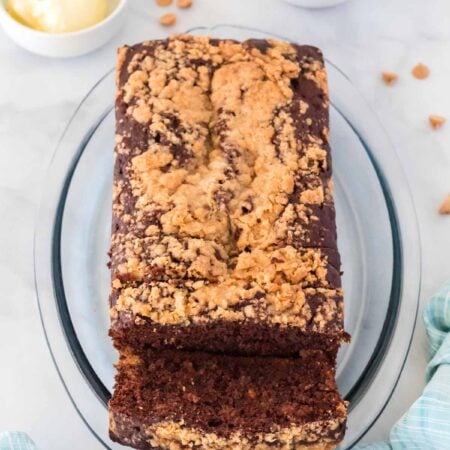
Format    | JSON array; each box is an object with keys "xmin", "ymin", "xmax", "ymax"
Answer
[{"xmin": 34, "ymin": 24, "xmax": 422, "ymax": 449}]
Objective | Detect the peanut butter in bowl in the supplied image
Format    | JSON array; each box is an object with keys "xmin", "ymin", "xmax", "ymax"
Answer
[
  {"xmin": 0, "ymin": 0, "xmax": 127, "ymax": 57},
  {"xmin": 6, "ymin": 0, "xmax": 112, "ymax": 33}
]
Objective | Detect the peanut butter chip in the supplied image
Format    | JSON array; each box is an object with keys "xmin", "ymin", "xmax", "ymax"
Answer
[
  {"xmin": 439, "ymin": 195, "xmax": 450, "ymax": 214},
  {"xmin": 412, "ymin": 63, "xmax": 430, "ymax": 80},
  {"xmin": 177, "ymin": 0, "xmax": 192, "ymax": 8},
  {"xmin": 156, "ymin": 0, "xmax": 172, "ymax": 6},
  {"xmin": 159, "ymin": 13, "xmax": 176, "ymax": 26},
  {"xmin": 381, "ymin": 72, "xmax": 398, "ymax": 86},
  {"xmin": 429, "ymin": 115, "xmax": 446, "ymax": 130}
]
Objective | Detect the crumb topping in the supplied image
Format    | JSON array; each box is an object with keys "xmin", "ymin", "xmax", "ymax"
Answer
[
  {"xmin": 148, "ymin": 420, "xmax": 341, "ymax": 450},
  {"xmin": 109, "ymin": 415, "xmax": 342, "ymax": 450},
  {"xmin": 112, "ymin": 35, "xmax": 340, "ymax": 328},
  {"xmin": 112, "ymin": 281, "xmax": 343, "ymax": 331},
  {"xmin": 111, "ymin": 231, "xmax": 338, "ymax": 286}
]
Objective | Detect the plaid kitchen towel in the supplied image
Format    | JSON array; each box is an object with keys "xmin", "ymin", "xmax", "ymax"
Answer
[
  {"xmin": 356, "ymin": 280, "xmax": 450, "ymax": 450},
  {"xmin": 0, "ymin": 432, "xmax": 37, "ymax": 450}
]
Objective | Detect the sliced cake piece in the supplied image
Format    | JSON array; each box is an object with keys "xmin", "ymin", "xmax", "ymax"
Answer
[
  {"xmin": 109, "ymin": 348, "xmax": 347, "ymax": 450},
  {"xmin": 109, "ymin": 35, "xmax": 347, "ymax": 356},
  {"xmin": 110, "ymin": 235, "xmax": 341, "ymax": 286},
  {"xmin": 110, "ymin": 282, "xmax": 344, "ymax": 356}
]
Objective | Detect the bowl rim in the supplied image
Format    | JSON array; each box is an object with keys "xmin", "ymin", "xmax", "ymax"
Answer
[{"xmin": 0, "ymin": 0, "xmax": 128, "ymax": 38}]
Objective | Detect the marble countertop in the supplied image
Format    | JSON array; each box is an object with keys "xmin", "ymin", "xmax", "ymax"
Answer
[{"xmin": 0, "ymin": 0, "xmax": 449, "ymax": 448}]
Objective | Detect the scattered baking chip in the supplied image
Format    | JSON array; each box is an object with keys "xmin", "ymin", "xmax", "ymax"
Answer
[
  {"xmin": 439, "ymin": 195, "xmax": 450, "ymax": 214},
  {"xmin": 156, "ymin": 0, "xmax": 172, "ymax": 6},
  {"xmin": 159, "ymin": 13, "xmax": 176, "ymax": 26},
  {"xmin": 429, "ymin": 115, "xmax": 446, "ymax": 130},
  {"xmin": 412, "ymin": 63, "xmax": 430, "ymax": 80},
  {"xmin": 177, "ymin": 0, "xmax": 192, "ymax": 8},
  {"xmin": 382, "ymin": 72, "xmax": 398, "ymax": 86}
]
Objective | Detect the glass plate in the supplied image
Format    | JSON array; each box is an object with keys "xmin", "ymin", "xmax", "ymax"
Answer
[{"xmin": 34, "ymin": 25, "xmax": 421, "ymax": 449}]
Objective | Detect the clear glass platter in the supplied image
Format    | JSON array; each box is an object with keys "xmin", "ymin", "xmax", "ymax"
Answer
[{"xmin": 34, "ymin": 25, "xmax": 421, "ymax": 449}]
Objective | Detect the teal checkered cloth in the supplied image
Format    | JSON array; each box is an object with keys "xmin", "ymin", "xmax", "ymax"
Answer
[
  {"xmin": 356, "ymin": 280, "xmax": 450, "ymax": 449},
  {"xmin": 2, "ymin": 283, "xmax": 450, "ymax": 450},
  {"xmin": 0, "ymin": 432, "xmax": 37, "ymax": 450}
]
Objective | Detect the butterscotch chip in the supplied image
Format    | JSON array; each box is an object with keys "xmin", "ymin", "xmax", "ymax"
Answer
[
  {"xmin": 439, "ymin": 195, "xmax": 450, "ymax": 214},
  {"xmin": 177, "ymin": 0, "xmax": 192, "ymax": 8},
  {"xmin": 381, "ymin": 72, "xmax": 398, "ymax": 86},
  {"xmin": 159, "ymin": 13, "xmax": 176, "ymax": 26},
  {"xmin": 412, "ymin": 63, "xmax": 429, "ymax": 80},
  {"xmin": 429, "ymin": 115, "xmax": 446, "ymax": 130},
  {"xmin": 156, "ymin": 0, "xmax": 172, "ymax": 6}
]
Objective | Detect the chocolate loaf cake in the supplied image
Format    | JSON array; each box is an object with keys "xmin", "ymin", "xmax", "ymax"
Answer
[
  {"xmin": 109, "ymin": 35, "xmax": 347, "ymax": 357},
  {"xmin": 109, "ymin": 348, "xmax": 347, "ymax": 450}
]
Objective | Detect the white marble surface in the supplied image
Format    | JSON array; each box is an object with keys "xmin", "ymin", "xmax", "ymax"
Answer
[{"xmin": 0, "ymin": 0, "xmax": 449, "ymax": 448}]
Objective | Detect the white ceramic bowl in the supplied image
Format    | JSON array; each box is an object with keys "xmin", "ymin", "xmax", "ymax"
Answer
[
  {"xmin": 283, "ymin": 0, "xmax": 350, "ymax": 8},
  {"xmin": 0, "ymin": 0, "xmax": 127, "ymax": 58}
]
